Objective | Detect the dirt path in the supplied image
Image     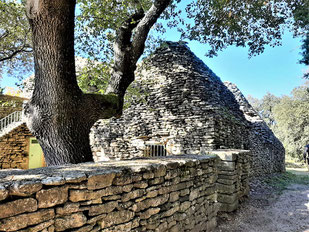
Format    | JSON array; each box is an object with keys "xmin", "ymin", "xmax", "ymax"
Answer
[
  {"xmin": 215, "ymin": 171, "xmax": 309, "ymax": 232},
  {"xmin": 287, "ymin": 167, "xmax": 309, "ymax": 176}
]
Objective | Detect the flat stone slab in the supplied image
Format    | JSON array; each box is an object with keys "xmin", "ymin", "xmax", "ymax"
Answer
[
  {"xmin": 0, "ymin": 155, "xmax": 217, "ymax": 200},
  {"xmin": 208, "ymin": 150, "xmax": 250, "ymax": 161}
]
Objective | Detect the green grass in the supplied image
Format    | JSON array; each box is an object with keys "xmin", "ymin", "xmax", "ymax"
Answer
[{"xmin": 264, "ymin": 171, "xmax": 309, "ymax": 194}]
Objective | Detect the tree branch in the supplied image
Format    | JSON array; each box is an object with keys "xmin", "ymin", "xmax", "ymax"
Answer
[
  {"xmin": 104, "ymin": 0, "xmax": 171, "ymax": 118},
  {"xmin": 0, "ymin": 30, "xmax": 9, "ymax": 40},
  {"xmin": 105, "ymin": 8, "xmax": 145, "ymax": 97},
  {"xmin": 131, "ymin": 0, "xmax": 171, "ymax": 62},
  {"xmin": 0, "ymin": 40, "xmax": 32, "ymax": 62}
]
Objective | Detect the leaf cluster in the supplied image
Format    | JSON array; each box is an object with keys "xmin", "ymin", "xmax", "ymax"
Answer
[
  {"xmin": 181, "ymin": 0, "xmax": 296, "ymax": 57},
  {"xmin": 0, "ymin": 0, "xmax": 33, "ymax": 82}
]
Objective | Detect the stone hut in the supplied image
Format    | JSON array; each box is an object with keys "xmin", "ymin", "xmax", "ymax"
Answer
[
  {"xmin": 90, "ymin": 42, "xmax": 285, "ymax": 176},
  {"xmin": 91, "ymin": 42, "xmax": 250, "ymax": 157},
  {"xmin": 224, "ymin": 82, "xmax": 285, "ymax": 175}
]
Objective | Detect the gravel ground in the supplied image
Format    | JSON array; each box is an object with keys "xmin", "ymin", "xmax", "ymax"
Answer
[{"xmin": 214, "ymin": 172, "xmax": 309, "ymax": 232}]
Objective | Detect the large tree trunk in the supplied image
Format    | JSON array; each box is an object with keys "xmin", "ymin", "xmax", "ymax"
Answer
[
  {"xmin": 25, "ymin": 0, "xmax": 116, "ymax": 165},
  {"xmin": 24, "ymin": 0, "xmax": 170, "ymax": 166}
]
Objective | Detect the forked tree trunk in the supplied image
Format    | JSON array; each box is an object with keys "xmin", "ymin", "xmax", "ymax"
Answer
[
  {"xmin": 25, "ymin": 0, "xmax": 110, "ymax": 165},
  {"xmin": 25, "ymin": 0, "xmax": 171, "ymax": 166}
]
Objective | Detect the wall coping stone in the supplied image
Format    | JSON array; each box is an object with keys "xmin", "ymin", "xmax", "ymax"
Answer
[
  {"xmin": 208, "ymin": 149, "xmax": 250, "ymax": 161},
  {"xmin": 0, "ymin": 155, "xmax": 218, "ymax": 201}
]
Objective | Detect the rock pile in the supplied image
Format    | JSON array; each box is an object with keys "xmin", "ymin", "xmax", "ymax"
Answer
[{"xmin": 90, "ymin": 42, "xmax": 285, "ymax": 177}]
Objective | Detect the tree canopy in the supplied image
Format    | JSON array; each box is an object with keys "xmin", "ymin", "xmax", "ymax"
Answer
[
  {"xmin": 76, "ymin": 0, "xmax": 307, "ymax": 59},
  {"xmin": 248, "ymin": 82, "xmax": 309, "ymax": 160},
  {"xmin": 1, "ymin": 0, "xmax": 308, "ymax": 90},
  {"xmin": 72, "ymin": 0, "xmax": 309, "ymax": 92},
  {"xmin": 0, "ymin": 0, "xmax": 33, "ymax": 82}
]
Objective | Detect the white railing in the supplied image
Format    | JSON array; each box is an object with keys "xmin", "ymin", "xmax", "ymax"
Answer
[{"xmin": 0, "ymin": 111, "xmax": 23, "ymax": 135}]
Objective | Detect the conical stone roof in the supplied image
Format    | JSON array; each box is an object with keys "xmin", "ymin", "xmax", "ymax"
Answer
[{"xmin": 91, "ymin": 42, "xmax": 249, "ymax": 157}]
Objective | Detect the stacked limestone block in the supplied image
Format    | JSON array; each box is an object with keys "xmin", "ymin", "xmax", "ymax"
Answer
[
  {"xmin": 209, "ymin": 150, "xmax": 250, "ymax": 212},
  {"xmin": 224, "ymin": 82, "xmax": 285, "ymax": 176},
  {"xmin": 91, "ymin": 42, "xmax": 250, "ymax": 161},
  {"xmin": 0, "ymin": 123, "xmax": 31, "ymax": 169},
  {"xmin": 0, "ymin": 155, "xmax": 220, "ymax": 232}
]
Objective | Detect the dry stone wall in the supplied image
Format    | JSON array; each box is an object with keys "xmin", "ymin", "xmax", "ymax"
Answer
[
  {"xmin": 0, "ymin": 153, "xmax": 249, "ymax": 232},
  {"xmin": 0, "ymin": 123, "xmax": 31, "ymax": 169},
  {"xmin": 209, "ymin": 150, "xmax": 250, "ymax": 212},
  {"xmin": 91, "ymin": 42, "xmax": 250, "ymax": 161},
  {"xmin": 224, "ymin": 82, "xmax": 285, "ymax": 176},
  {"xmin": 0, "ymin": 155, "xmax": 219, "ymax": 232}
]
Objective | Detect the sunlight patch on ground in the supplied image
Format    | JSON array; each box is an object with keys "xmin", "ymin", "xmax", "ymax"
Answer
[{"xmin": 286, "ymin": 168, "xmax": 309, "ymax": 176}]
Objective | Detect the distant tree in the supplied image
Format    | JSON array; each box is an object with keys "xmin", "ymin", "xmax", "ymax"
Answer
[
  {"xmin": 273, "ymin": 84, "xmax": 309, "ymax": 159},
  {"xmin": 247, "ymin": 95, "xmax": 262, "ymax": 113},
  {"xmin": 247, "ymin": 93, "xmax": 280, "ymax": 128},
  {"xmin": 0, "ymin": 0, "xmax": 33, "ymax": 81},
  {"xmin": 23, "ymin": 0, "xmax": 308, "ymax": 165},
  {"xmin": 299, "ymin": 34, "xmax": 309, "ymax": 78},
  {"xmin": 259, "ymin": 93, "xmax": 281, "ymax": 128}
]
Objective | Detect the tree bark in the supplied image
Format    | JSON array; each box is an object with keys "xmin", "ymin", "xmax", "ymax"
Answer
[
  {"xmin": 25, "ymin": 0, "xmax": 118, "ymax": 165},
  {"xmin": 106, "ymin": 0, "xmax": 172, "ymax": 112},
  {"xmin": 25, "ymin": 0, "xmax": 170, "ymax": 166}
]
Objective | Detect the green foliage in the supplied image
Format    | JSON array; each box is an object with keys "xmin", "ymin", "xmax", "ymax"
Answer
[
  {"xmin": 181, "ymin": 0, "xmax": 298, "ymax": 57},
  {"xmin": 249, "ymin": 84, "xmax": 309, "ymax": 160},
  {"xmin": 75, "ymin": 0, "xmax": 154, "ymax": 61},
  {"xmin": 76, "ymin": 59, "xmax": 110, "ymax": 94},
  {"xmin": 259, "ymin": 93, "xmax": 281, "ymax": 127},
  {"xmin": 289, "ymin": 0, "xmax": 309, "ymax": 33},
  {"xmin": 75, "ymin": 0, "xmax": 307, "ymax": 60},
  {"xmin": 76, "ymin": 58, "xmax": 147, "ymax": 108},
  {"xmin": 273, "ymin": 85, "xmax": 309, "ymax": 159},
  {"xmin": 0, "ymin": 0, "xmax": 33, "ymax": 81},
  {"xmin": 247, "ymin": 92, "xmax": 280, "ymax": 127},
  {"xmin": 289, "ymin": 0, "xmax": 309, "ymax": 77},
  {"xmin": 299, "ymin": 34, "xmax": 309, "ymax": 78}
]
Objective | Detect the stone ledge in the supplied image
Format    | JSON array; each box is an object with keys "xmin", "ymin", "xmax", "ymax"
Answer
[
  {"xmin": 0, "ymin": 155, "xmax": 220, "ymax": 232},
  {"xmin": 0, "ymin": 155, "xmax": 217, "ymax": 201}
]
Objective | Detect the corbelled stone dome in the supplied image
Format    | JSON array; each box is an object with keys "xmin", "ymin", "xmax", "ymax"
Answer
[{"xmin": 90, "ymin": 41, "xmax": 285, "ymax": 176}]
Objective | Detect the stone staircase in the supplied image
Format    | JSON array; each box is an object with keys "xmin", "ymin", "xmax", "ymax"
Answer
[{"xmin": 0, "ymin": 111, "xmax": 24, "ymax": 138}]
